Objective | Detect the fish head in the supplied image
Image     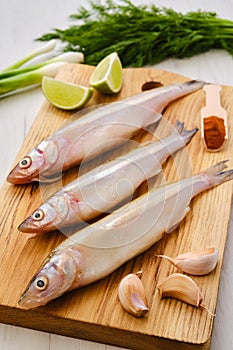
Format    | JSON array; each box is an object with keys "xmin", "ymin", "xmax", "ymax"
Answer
[
  {"xmin": 18, "ymin": 249, "xmax": 77, "ymax": 309},
  {"xmin": 18, "ymin": 195, "xmax": 70, "ymax": 234},
  {"xmin": 7, "ymin": 140, "xmax": 59, "ymax": 184}
]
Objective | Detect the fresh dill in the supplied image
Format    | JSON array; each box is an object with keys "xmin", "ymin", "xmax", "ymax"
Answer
[{"xmin": 37, "ymin": 0, "xmax": 233, "ymax": 67}]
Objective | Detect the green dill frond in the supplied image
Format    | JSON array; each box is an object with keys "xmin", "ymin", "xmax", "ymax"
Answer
[{"xmin": 37, "ymin": 0, "xmax": 233, "ymax": 67}]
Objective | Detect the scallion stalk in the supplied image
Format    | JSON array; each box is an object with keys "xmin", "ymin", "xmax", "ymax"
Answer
[
  {"xmin": 0, "ymin": 62, "xmax": 65, "ymax": 96},
  {"xmin": 2, "ymin": 40, "xmax": 57, "ymax": 72},
  {"xmin": 0, "ymin": 52, "xmax": 84, "ymax": 80}
]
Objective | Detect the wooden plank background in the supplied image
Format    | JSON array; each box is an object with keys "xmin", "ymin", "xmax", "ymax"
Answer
[{"xmin": 0, "ymin": 63, "xmax": 232, "ymax": 350}]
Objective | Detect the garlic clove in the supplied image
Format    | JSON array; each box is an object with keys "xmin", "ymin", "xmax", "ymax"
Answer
[
  {"xmin": 156, "ymin": 247, "xmax": 219, "ymax": 275},
  {"xmin": 157, "ymin": 273, "xmax": 203, "ymax": 308},
  {"xmin": 118, "ymin": 273, "xmax": 149, "ymax": 317}
]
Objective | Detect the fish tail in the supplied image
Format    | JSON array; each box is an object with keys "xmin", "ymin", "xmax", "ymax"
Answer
[
  {"xmin": 204, "ymin": 160, "xmax": 233, "ymax": 186},
  {"xmin": 173, "ymin": 120, "xmax": 198, "ymax": 145},
  {"xmin": 184, "ymin": 80, "xmax": 207, "ymax": 86},
  {"xmin": 182, "ymin": 80, "xmax": 208, "ymax": 91},
  {"xmin": 173, "ymin": 80, "xmax": 207, "ymax": 96}
]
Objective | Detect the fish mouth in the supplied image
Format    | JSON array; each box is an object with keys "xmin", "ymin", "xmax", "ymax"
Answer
[
  {"xmin": 6, "ymin": 170, "xmax": 34, "ymax": 184},
  {"xmin": 7, "ymin": 167, "xmax": 62, "ymax": 184},
  {"xmin": 18, "ymin": 292, "xmax": 46, "ymax": 309},
  {"xmin": 18, "ymin": 220, "xmax": 39, "ymax": 234},
  {"xmin": 18, "ymin": 292, "xmax": 30, "ymax": 309},
  {"xmin": 6, "ymin": 165, "xmax": 38, "ymax": 184},
  {"xmin": 18, "ymin": 284, "xmax": 36, "ymax": 309},
  {"xmin": 18, "ymin": 219, "xmax": 55, "ymax": 234}
]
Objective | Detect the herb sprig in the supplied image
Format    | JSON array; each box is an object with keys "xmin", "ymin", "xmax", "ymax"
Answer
[{"xmin": 37, "ymin": 0, "xmax": 233, "ymax": 67}]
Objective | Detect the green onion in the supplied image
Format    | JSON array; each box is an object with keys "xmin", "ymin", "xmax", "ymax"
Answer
[
  {"xmin": 0, "ymin": 43, "xmax": 84, "ymax": 97},
  {"xmin": 2, "ymin": 40, "xmax": 57, "ymax": 72},
  {"xmin": 0, "ymin": 62, "xmax": 66, "ymax": 96},
  {"xmin": 0, "ymin": 52, "xmax": 84, "ymax": 80}
]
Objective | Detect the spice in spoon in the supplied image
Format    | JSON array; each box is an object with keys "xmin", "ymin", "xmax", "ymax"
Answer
[
  {"xmin": 201, "ymin": 84, "xmax": 228, "ymax": 151},
  {"xmin": 203, "ymin": 116, "xmax": 226, "ymax": 150}
]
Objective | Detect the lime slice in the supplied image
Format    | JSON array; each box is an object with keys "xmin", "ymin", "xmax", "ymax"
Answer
[
  {"xmin": 90, "ymin": 52, "xmax": 123, "ymax": 94},
  {"xmin": 42, "ymin": 77, "xmax": 94, "ymax": 110}
]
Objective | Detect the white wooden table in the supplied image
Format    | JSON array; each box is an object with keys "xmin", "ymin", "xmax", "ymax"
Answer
[{"xmin": 0, "ymin": 1, "xmax": 233, "ymax": 349}]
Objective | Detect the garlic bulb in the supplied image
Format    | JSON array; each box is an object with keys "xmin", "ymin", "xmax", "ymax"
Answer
[
  {"xmin": 156, "ymin": 247, "xmax": 218, "ymax": 275},
  {"xmin": 118, "ymin": 273, "xmax": 149, "ymax": 317}
]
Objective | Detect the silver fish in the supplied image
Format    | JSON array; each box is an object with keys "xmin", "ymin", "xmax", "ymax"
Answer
[
  {"xmin": 7, "ymin": 80, "xmax": 205, "ymax": 184},
  {"xmin": 18, "ymin": 161, "xmax": 233, "ymax": 308},
  {"xmin": 18, "ymin": 120, "xmax": 198, "ymax": 234}
]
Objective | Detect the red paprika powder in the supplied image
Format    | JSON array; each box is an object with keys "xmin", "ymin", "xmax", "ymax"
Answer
[{"xmin": 203, "ymin": 116, "xmax": 226, "ymax": 150}]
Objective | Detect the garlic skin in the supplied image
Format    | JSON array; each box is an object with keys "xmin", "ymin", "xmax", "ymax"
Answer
[
  {"xmin": 156, "ymin": 247, "xmax": 219, "ymax": 275},
  {"xmin": 118, "ymin": 273, "xmax": 149, "ymax": 317},
  {"xmin": 157, "ymin": 273, "xmax": 203, "ymax": 308}
]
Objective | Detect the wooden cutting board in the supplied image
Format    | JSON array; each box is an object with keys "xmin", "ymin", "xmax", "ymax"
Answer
[{"xmin": 0, "ymin": 63, "xmax": 232, "ymax": 350}]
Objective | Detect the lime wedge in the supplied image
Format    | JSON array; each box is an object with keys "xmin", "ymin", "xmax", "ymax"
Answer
[
  {"xmin": 42, "ymin": 77, "xmax": 94, "ymax": 110},
  {"xmin": 90, "ymin": 52, "xmax": 123, "ymax": 94}
]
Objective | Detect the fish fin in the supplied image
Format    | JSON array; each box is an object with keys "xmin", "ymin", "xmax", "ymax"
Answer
[
  {"xmin": 140, "ymin": 120, "xmax": 198, "ymax": 164},
  {"xmin": 173, "ymin": 120, "xmax": 185, "ymax": 134},
  {"xmin": 165, "ymin": 205, "xmax": 190, "ymax": 233},
  {"xmin": 180, "ymin": 126, "xmax": 199, "ymax": 145},
  {"xmin": 172, "ymin": 120, "xmax": 198, "ymax": 145},
  {"xmin": 203, "ymin": 160, "xmax": 233, "ymax": 186}
]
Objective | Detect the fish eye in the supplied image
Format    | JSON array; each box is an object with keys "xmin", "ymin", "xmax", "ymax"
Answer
[
  {"xmin": 19, "ymin": 156, "xmax": 32, "ymax": 169},
  {"xmin": 32, "ymin": 209, "xmax": 45, "ymax": 221},
  {"xmin": 35, "ymin": 276, "xmax": 48, "ymax": 291}
]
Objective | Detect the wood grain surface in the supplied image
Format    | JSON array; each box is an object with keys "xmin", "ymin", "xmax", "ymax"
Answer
[{"xmin": 0, "ymin": 63, "xmax": 232, "ymax": 350}]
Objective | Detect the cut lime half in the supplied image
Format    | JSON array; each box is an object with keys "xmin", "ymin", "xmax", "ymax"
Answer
[
  {"xmin": 90, "ymin": 52, "xmax": 123, "ymax": 94},
  {"xmin": 42, "ymin": 77, "xmax": 94, "ymax": 110}
]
